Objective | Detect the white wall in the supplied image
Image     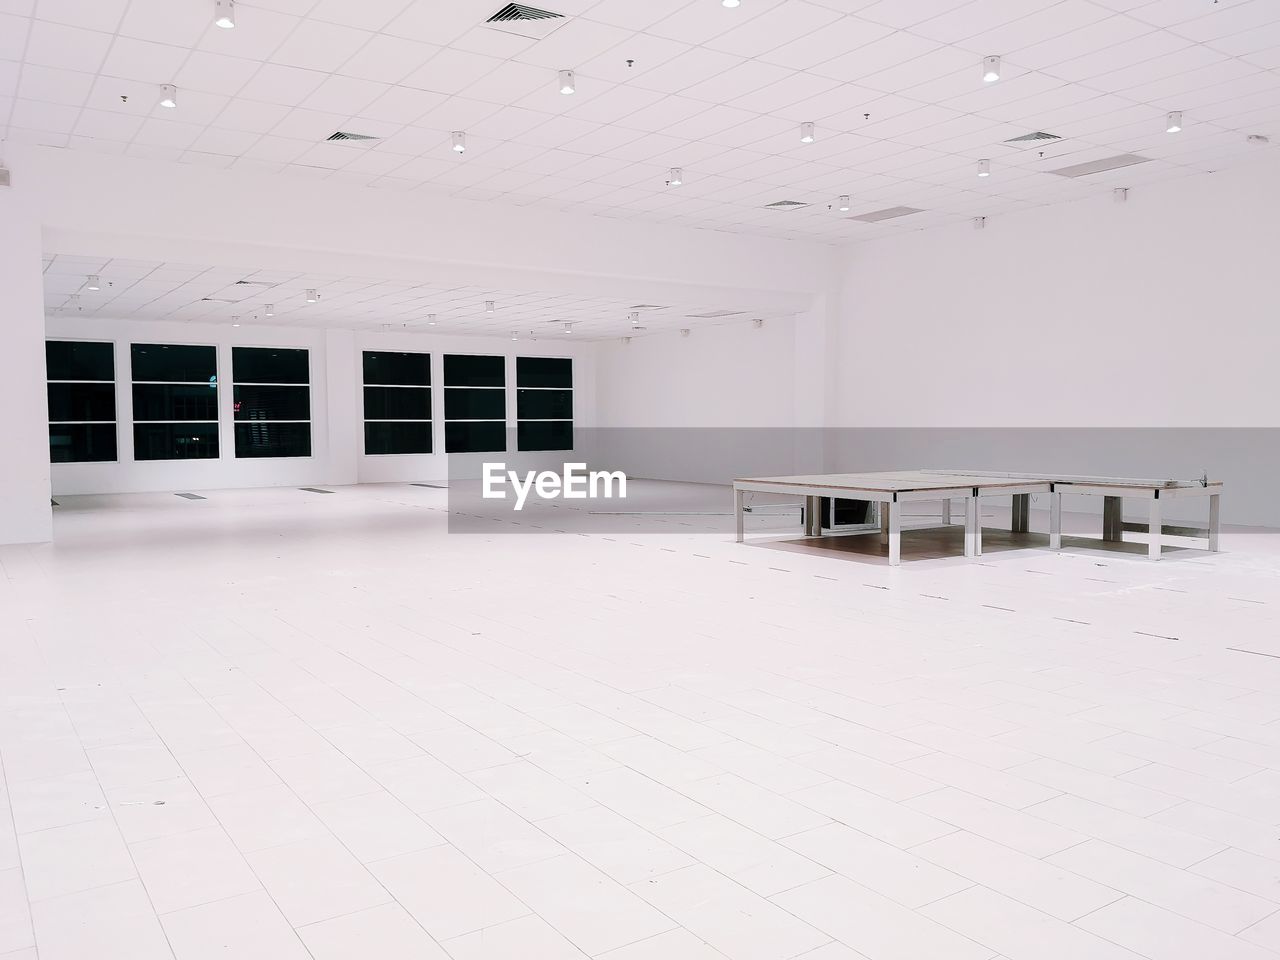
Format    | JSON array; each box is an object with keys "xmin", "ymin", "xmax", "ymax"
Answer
[
  {"xmin": 45, "ymin": 315, "xmax": 596, "ymax": 495},
  {"xmin": 0, "ymin": 182, "xmax": 53, "ymax": 543}
]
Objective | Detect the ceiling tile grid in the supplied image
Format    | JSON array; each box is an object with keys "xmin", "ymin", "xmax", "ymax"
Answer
[{"xmin": 2, "ymin": 0, "xmax": 1279, "ymax": 244}]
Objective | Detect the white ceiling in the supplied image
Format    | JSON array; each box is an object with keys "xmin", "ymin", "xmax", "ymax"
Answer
[
  {"xmin": 42, "ymin": 253, "xmax": 793, "ymax": 337},
  {"xmin": 5, "ymin": 0, "xmax": 1280, "ymax": 242}
]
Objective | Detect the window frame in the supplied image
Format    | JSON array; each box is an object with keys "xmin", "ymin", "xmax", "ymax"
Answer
[
  {"xmin": 516, "ymin": 356, "xmax": 573, "ymax": 452},
  {"xmin": 46, "ymin": 338, "xmax": 119, "ymax": 464},
  {"xmin": 129, "ymin": 341, "xmax": 221, "ymax": 462},
  {"xmin": 231, "ymin": 345, "xmax": 313, "ymax": 459},
  {"xmin": 362, "ymin": 350, "xmax": 433, "ymax": 457},
  {"xmin": 442, "ymin": 352, "xmax": 507, "ymax": 454}
]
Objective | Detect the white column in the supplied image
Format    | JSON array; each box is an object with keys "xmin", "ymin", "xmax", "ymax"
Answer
[
  {"xmin": 0, "ymin": 176, "xmax": 53, "ymax": 544},
  {"xmin": 324, "ymin": 328, "xmax": 359, "ymax": 486}
]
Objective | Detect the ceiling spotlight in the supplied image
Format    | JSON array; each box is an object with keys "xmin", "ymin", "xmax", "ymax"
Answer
[
  {"xmin": 977, "ymin": 158, "xmax": 991, "ymax": 177},
  {"xmin": 452, "ymin": 131, "xmax": 466, "ymax": 153},
  {"xmin": 558, "ymin": 70, "xmax": 576, "ymax": 95},
  {"xmin": 564, "ymin": 322, "xmax": 573, "ymax": 333},
  {"xmin": 837, "ymin": 195, "xmax": 850, "ymax": 212},
  {"xmin": 86, "ymin": 275, "xmax": 100, "ymax": 291},
  {"xmin": 264, "ymin": 304, "xmax": 274, "ymax": 316},
  {"xmin": 667, "ymin": 167, "xmax": 683, "ymax": 186},
  {"xmin": 629, "ymin": 311, "xmax": 640, "ymax": 326},
  {"xmin": 1166, "ymin": 111, "xmax": 1182, "ymax": 134},
  {"xmin": 800, "ymin": 121, "xmax": 815, "ymax": 144},
  {"xmin": 485, "ymin": 300, "xmax": 495, "ymax": 313},
  {"xmin": 982, "ymin": 56, "xmax": 1000, "ymax": 83},
  {"xmin": 753, "ymin": 318, "xmax": 764, "ymax": 329},
  {"xmin": 1247, "ymin": 133, "xmax": 1270, "ymax": 145},
  {"xmin": 305, "ymin": 289, "xmax": 318, "ymax": 303},
  {"xmin": 231, "ymin": 316, "xmax": 241, "ymax": 327},
  {"xmin": 159, "ymin": 84, "xmax": 177, "ymax": 109},
  {"xmin": 214, "ymin": 0, "xmax": 235, "ymax": 28},
  {"xmin": 722, "ymin": 0, "xmax": 740, "ymax": 6},
  {"xmin": 1113, "ymin": 187, "xmax": 1129, "ymax": 204},
  {"xmin": 972, "ymin": 216, "xmax": 986, "ymax": 230},
  {"xmin": 680, "ymin": 328, "xmax": 690, "ymax": 338},
  {"xmin": 427, "ymin": 314, "xmax": 436, "ymax": 325},
  {"xmin": 510, "ymin": 330, "xmax": 518, "ymax": 341}
]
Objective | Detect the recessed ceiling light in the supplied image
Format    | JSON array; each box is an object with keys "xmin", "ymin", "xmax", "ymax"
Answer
[
  {"xmin": 837, "ymin": 195, "xmax": 850, "ymax": 213},
  {"xmin": 629, "ymin": 312, "xmax": 640, "ymax": 326},
  {"xmin": 558, "ymin": 69, "xmax": 575, "ymax": 95},
  {"xmin": 982, "ymin": 55, "xmax": 1000, "ymax": 83},
  {"xmin": 667, "ymin": 167, "xmax": 683, "ymax": 186},
  {"xmin": 564, "ymin": 322, "xmax": 573, "ymax": 333},
  {"xmin": 427, "ymin": 314, "xmax": 436, "ymax": 325},
  {"xmin": 800, "ymin": 121, "xmax": 815, "ymax": 144},
  {"xmin": 452, "ymin": 131, "xmax": 466, "ymax": 153},
  {"xmin": 1166, "ymin": 111, "xmax": 1182, "ymax": 134},
  {"xmin": 977, "ymin": 158, "xmax": 991, "ymax": 177},
  {"xmin": 231, "ymin": 316, "xmax": 240, "ymax": 327},
  {"xmin": 214, "ymin": 0, "xmax": 235, "ymax": 28},
  {"xmin": 305, "ymin": 289, "xmax": 318, "ymax": 303},
  {"xmin": 159, "ymin": 84, "xmax": 177, "ymax": 109},
  {"xmin": 264, "ymin": 304, "xmax": 274, "ymax": 316},
  {"xmin": 485, "ymin": 300, "xmax": 495, "ymax": 313},
  {"xmin": 510, "ymin": 330, "xmax": 518, "ymax": 341},
  {"xmin": 86, "ymin": 275, "xmax": 100, "ymax": 291}
]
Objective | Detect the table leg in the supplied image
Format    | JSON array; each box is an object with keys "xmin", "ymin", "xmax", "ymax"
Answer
[
  {"xmin": 880, "ymin": 503, "xmax": 889, "ymax": 543},
  {"xmin": 1208, "ymin": 494, "xmax": 1221, "ymax": 552},
  {"xmin": 964, "ymin": 497, "xmax": 978, "ymax": 557},
  {"xmin": 888, "ymin": 498, "xmax": 901, "ymax": 566},
  {"xmin": 942, "ymin": 498, "xmax": 952, "ymax": 526},
  {"xmin": 1103, "ymin": 496, "xmax": 1123, "ymax": 542},
  {"xmin": 1049, "ymin": 492, "xmax": 1062, "ymax": 550},
  {"xmin": 1012, "ymin": 493, "xmax": 1030, "ymax": 533},
  {"xmin": 734, "ymin": 488, "xmax": 744, "ymax": 543},
  {"xmin": 1148, "ymin": 496, "xmax": 1162, "ymax": 561},
  {"xmin": 805, "ymin": 496, "xmax": 820, "ymax": 537}
]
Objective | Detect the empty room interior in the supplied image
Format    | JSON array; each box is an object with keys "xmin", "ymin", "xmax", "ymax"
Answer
[{"xmin": 4, "ymin": 0, "xmax": 1280, "ymax": 958}]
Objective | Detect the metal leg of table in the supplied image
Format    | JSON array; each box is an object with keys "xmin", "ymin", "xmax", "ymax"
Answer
[
  {"xmin": 964, "ymin": 497, "xmax": 978, "ymax": 557},
  {"xmin": 804, "ymin": 496, "xmax": 820, "ymax": 537},
  {"xmin": 887, "ymin": 498, "xmax": 901, "ymax": 566},
  {"xmin": 1012, "ymin": 493, "xmax": 1030, "ymax": 533},
  {"xmin": 880, "ymin": 504, "xmax": 889, "ymax": 543},
  {"xmin": 734, "ymin": 489, "xmax": 744, "ymax": 543},
  {"xmin": 1102, "ymin": 496, "xmax": 1123, "ymax": 542},
  {"xmin": 1049, "ymin": 492, "xmax": 1062, "ymax": 550},
  {"xmin": 942, "ymin": 498, "xmax": 952, "ymax": 526},
  {"xmin": 1208, "ymin": 494, "xmax": 1221, "ymax": 552},
  {"xmin": 1148, "ymin": 497, "xmax": 1162, "ymax": 561}
]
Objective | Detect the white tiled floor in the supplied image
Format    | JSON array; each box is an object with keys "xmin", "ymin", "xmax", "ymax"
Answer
[{"xmin": 2, "ymin": 481, "xmax": 1280, "ymax": 959}]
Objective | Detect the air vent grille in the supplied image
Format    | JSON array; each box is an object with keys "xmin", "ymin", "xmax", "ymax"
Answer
[
  {"xmin": 327, "ymin": 131, "xmax": 380, "ymax": 141},
  {"xmin": 1050, "ymin": 154, "xmax": 1150, "ymax": 178},
  {"xmin": 1004, "ymin": 131, "xmax": 1061, "ymax": 144},
  {"xmin": 764, "ymin": 200, "xmax": 809, "ymax": 209},
  {"xmin": 488, "ymin": 3, "xmax": 563, "ymax": 21},
  {"xmin": 848, "ymin": 206, "xmax": 924, "ymax": 223}
]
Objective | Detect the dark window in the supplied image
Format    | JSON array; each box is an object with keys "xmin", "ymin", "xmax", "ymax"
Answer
[
  {"xmin": 362, "ymin": 351, "xmax": 432, "ymax": 455},
  {"xmin": 50, "ymin": 424, "xmax": 117, "ymax": 463},
  {"xmin": 130, "ymin": 344, "xmax": 219, "ymax": 460},
  {"xmin": 134, "ymin": 423, "xmax": 220, "ymax": 461},
  {"xmin": 46, "ymin": 340, "xmax": 117, "ymax": 463},
  {"xmin": 443, "ymin": 354, "xmax": 505, "ymax": 453},
  {"xmin": 232, "ymin": 347, "xmax": 310, "ymax": 458},
  {"xmin": 516, "ymin": 356, "xmax": 572, "ymax": 452},
  {"xmin": 47, "ymin": 340, "xmax": 114, "ymax": 381},
  {"xmin": 365, "ymin": 421, "xmax": 432, "ymax": 455},
  {"xmin": 363, "ymin": 351, "xmax": 430, "ymax": 386},
  {"xmin": 232, "ymin": 347, "xmax": 309, "ymax": 384}
]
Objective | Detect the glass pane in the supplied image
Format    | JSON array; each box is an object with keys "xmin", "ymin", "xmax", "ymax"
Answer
[
  {"xmin": 134, "ymin": 423, "xmax": 219, "ymax": 460},
  {"xmin": 445, "ymin": 421, "xmax": 506, "ymax": 453},
  {"xmin": 364, "ymin": 421, "xmax": 432, "ymax": 455},
  {"xmin": 517, "ymin": 389, "xmax": 572, "ymax": 420},
  {"xmin": 363, "ymin": 386, "xmax": 430, "ymax": 421},
  {"xmin": 130, "ymin": 343, "xmax": 217, "ymax": 383},
  {"xmin": 47, "ymin": 340, "xmax": 114, "ymax": 381},
  {"xmin": 232, "ymin": 346, "xmax": 309, "ymax": 384},
  {"xmin": 132, "ymin": 383, "xmax": 218, "ymax": 421},
  {"xmin": 444, "ymin": 387, "xmax": 504, "ymax": 420},
  {"xmin": 444, "ymin": 354, "xmax": 504, "ymax": 387},
  {"xmin": 518, "ymin": 420, "xmax": 573, "ymax": 452},
  {"xmin": 49, "ymin": 423, "xmax": 116, "ymax": 463},
  {"xmin": 517, "ymin": 356, "xmax": 572, "ymax": 388},
  {"xmin": 47, "ymin": 383, "xmax": 115, "ymax": 422},
  {"xmin": 234, "ymin": 422, "xmax": 311, "ymax": 458},
  {"xmin": 363, "ymin": 351, "xmax": 430, "ymax": 386},
  {"xmin": 234, "ymin": 385, "xmax": 310, "ymax": 421}
]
